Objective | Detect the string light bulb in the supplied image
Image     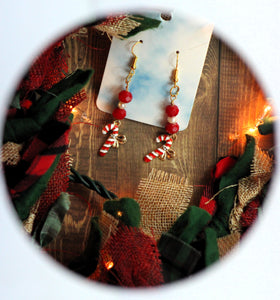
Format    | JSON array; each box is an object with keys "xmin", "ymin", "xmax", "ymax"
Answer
[
  {"xmin": 105, "ymin": 261, "xmax": 114, "ymax": 270},
  {"xmin": 262, "ymin": 104, "xmax": 272, "ymax": 118},
  {"xmin": 229, "ymin": 104, "xmax": 273, "ymax": 140},
  {"xmin": 69, "ymin": 105, "xmax": 78, "ymax": 114},
  {"xmin": 71, "ymin": 107, "xmax": 78, "ymax": 113},
  {"xmin": 247, "ymin": 127, "xmax": 258, "ymax": 135}
]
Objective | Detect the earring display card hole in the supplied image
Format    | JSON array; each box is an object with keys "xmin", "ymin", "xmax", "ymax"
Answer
[{"xmin": 96, "ymin": 12, "xmax": 214, "ymax": 131}]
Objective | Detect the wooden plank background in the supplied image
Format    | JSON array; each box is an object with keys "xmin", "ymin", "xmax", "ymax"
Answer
[{"xmin": 46, "ymin": 26, "xmax": 273, "ymax": 266}]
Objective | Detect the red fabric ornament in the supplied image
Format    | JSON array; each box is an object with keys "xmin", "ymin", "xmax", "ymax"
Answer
[
  {"xmin": 99, "ymin": 226, "xmax": 164, "ymax": 287},
  {"xmin": 166, "ymin": 104, "xmax": 179, "ymax": 117},
  {"xmin": 240, "ymin": 198, "xmax": 260, "ymax": 228},
  {"xmin": 165, "ymin": 122, "xmax": 179, "ymax": 134},
  {"xmin": 199, "ymin": 157, "xmax": 236, "ymax": 216},
  {"xmin": 20, "ymin": 99, "xmax": 33, "ymax": 110},
  {"xmin": 118, "ymin": 90, "xmax": 132, "ymax": 103},
  {"xmin": 213, "ymin": 156, "xmax": 237, "ymax": 179},
  {"xmin": 112, "ymin": 107, "xmax": 126, "ymax": 120},
  {"xmin": 19, "ymin": 45, "xmax": 53, "ymax": 93},
  {"xmin": 199, "ymin": 195, "xmax": 217, "ymax": 216},
  {"xmin": 40, "ymin": 43, "xmax": 68, "ymax": 90},
  {"xmin": 18, "ymin": 40, "xmax": 68, "ymax": 100}
]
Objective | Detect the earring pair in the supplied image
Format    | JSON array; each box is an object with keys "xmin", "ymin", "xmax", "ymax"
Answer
[{"xmin": 99, "ymin": 40, "xmax": 180, "ymax": 163}]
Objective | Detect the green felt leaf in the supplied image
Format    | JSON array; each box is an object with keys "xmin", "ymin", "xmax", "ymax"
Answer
[
  {"xmin": 122, "ymin": 15, "xmax": 161, "ymax": 38},
  {"xmin": 168, "ymin": 206, "xmax": 212, "ymax": 244},
  {"xmin": 158, "ymin": 232, "xmax": 201, "ymax": 282},
  {"xmin": 4, "ymin": 118, "xmax": 41, "ymax": 144},
  {"xmin": 204, "ymin": 227, "xmax": 219, "ymax": 266},
  {"xmin": 158, "ymin": 207, "xmax": 217, "ymax": 282},
  {"xmin": 29, "ymin": 69, "xmax": 93, "ymax": 120},
  {"xmin": 4, "ymin": 69, "xmax": 93, "ymax": 143},
  {"xmin": 13, "ymin": 154, "xmax": 61, "ymax": 221},
  {"xmin": 103, "ymin": 197, "xmax": 141, "ymax": 227},
  {"xmin": 258, "ymin": 117, "xmax": 274, "ymax": 135},
  {"xmin": 39, "ymin": 192, "xmax": 71, "ymax": 247},
  {"xmin": 68, "ymin": 217, "xmax": 102, "ymax": 277},
  {"xmin": 10, "ymin": 91, "xmax": 21, "ymax": 109},
  {"xmin": 210, "ymin": 135, "xmax": 256, "ymax": 237}
]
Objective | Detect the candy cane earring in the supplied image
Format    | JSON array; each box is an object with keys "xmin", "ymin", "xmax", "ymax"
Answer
[
  {"xmin": 144, "ymin": 51, "xmax": 180, "ymax": 163},
  {"xmin": 99, "ymin": 40, "xmax": 143, "ymax": 157}
]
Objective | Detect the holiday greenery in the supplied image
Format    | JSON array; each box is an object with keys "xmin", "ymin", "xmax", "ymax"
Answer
[
  {"xmin": 209, "ymin": 135, "xmax": 255, "ymax": 237},
  {"xmin": 36, "ymin": 192, "xmax": 71, "ymax": 247}
]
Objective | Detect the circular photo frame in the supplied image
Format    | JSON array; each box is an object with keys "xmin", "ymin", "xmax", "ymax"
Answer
[{"xmin": 0, "ymin": 2, "xmax": 279, "ymax": 299}]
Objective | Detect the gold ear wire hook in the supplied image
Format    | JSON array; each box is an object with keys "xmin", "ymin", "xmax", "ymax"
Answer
[
  {"xmin": 174, "ymin": 50, "xmax": 179, "ymax": 83},
  {"xmin": 125, "ymin": 40, "xmax": 143, "ymax": 90},
  {"xmin": 170, "ymin": 50, "xmax": 180, "ymax": 104},
  {"xmin": 131, "ymin": 40, "xmax": 143, "ymax": 70}
]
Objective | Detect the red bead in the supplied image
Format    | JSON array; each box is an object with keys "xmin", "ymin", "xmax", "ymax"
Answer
[
  {"xmin": 119, "ymin": 90, "xmax": 133, "ymax": 103},
  {"xmin": 112, "ymin": 107, "xmax": 126, "ymax": 120},
  {"xmin": 165, "ymin": 122, "xmax": 179, "ymax": 134},
  {"xmin": 166, "ymin": 104, "xmax": 179, "ymax": 117}
]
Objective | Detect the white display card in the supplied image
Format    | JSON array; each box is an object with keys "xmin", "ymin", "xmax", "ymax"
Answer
[{"xmin": 96, "ymin": 11, "xmax": 214, "ymax": 131}]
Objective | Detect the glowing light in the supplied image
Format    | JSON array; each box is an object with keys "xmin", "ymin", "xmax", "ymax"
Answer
[
  {"xmin": 228, "ymin": 105, "xmax": 273, "ymax": 141},
  {"xmin": 263, "ymin": 105, "xmax": 272, "ymax": 116},
  {"xmin": 248, "ymin": 128, "xmax": 255, "ymax": 133},
  {"xmin": 70, "ymin": 106, "xmax": 78, "ymax": 113},
  {"xmin": 247, "ymin": 127, "xmax": 258, "ymax": 135},
  {"xmin": 117, "ymin": 211, "xmax": 123, "ymax": 217},
  {"xmin": 105, "ymin": 261, "xmax": 114, "ymax": 270}
]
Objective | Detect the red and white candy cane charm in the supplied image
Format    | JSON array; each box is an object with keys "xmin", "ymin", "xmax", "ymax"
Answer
[
  {"xmin": 99, "ymin": 40, "xmax": 142, "ymax": 158},
  {"xmin": 144, "ymin": 134, "xmax": 175, "ymax": 162},
  {"xmin": 99, "ymin": 121, "xmax": 127, "ymax": 157},
  {"xmin": 144, "ymin": 51, "xmax": 180, "ymax": 163}
]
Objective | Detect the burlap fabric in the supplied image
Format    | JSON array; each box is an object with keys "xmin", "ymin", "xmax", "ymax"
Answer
[
  {"xmin": 98, "ymin": 226, "xmax": 164, "ymax": 286},
  {"xmin": 217, "ymin": 232, "xmax": 241, "ymax": 258},
  {"xmin": 136, "ymin": 169, "xmax": 193, "ymax": 241},
  {"xmin": 98, "ymin": 210, "xmax": 119, "ymax": 248},
  {"xmin": 94, "ymin": 15, "xmax": 141, "ymax": 39},
  {"xmin": 23, "ymin": 200, "xmax": 40, "ymax": 233},
  {"xmin": 229, "ymin": 146, "xmax": 273, "ymax": 233},
  {"xmin": 1, "ymin": 142, "xmax": 23, "ymax": 166}
]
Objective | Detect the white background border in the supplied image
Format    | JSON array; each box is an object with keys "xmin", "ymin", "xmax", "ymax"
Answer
[{"xmin": 1, "ymin": 1, "xmax": 280, "ymax": 299}]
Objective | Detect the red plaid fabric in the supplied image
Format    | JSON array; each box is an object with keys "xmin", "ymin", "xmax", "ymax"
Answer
[
  {"xmin": 11, "ymin": 125, "xmax": 70, "ymax": 197},
  {"xmin": 33, "ymin": 152, "xmax": 72, "ymax": 230}
]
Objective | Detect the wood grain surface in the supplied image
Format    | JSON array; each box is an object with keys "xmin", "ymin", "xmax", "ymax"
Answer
[{"xmin": 47, "ymin": 27, "xmax": 273, "ymax": 266}]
